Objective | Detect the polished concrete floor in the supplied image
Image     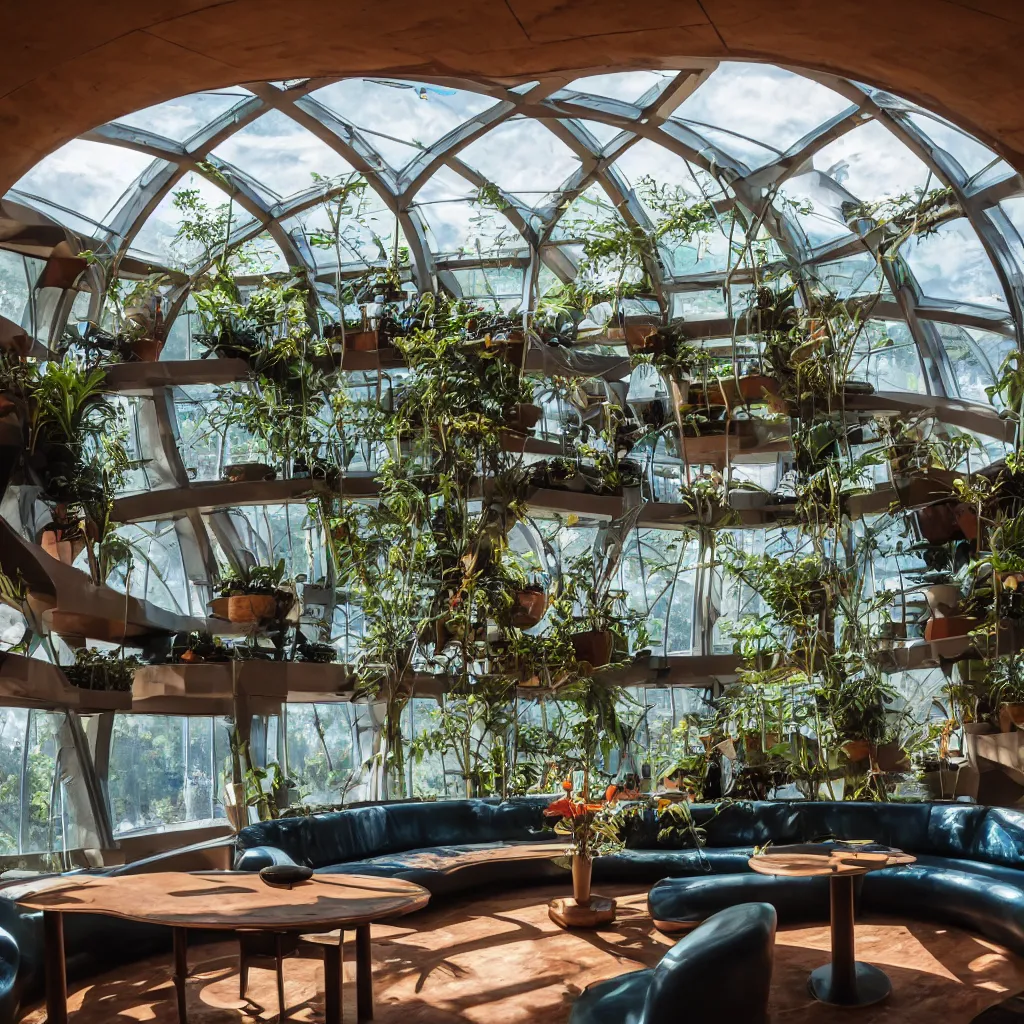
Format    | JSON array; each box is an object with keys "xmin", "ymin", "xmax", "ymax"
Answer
[{"xmin": 22, "ymin": 883, "xmax": 1024, "ymax": 1023}]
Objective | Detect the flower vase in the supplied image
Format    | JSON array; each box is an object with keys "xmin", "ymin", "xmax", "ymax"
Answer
[{"xmin": 572, "ymin": 854, "xmax": 592, "ymax": 907}]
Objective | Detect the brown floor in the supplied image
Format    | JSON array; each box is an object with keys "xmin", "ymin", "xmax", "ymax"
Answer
[{"xmin": 22, "ymin": 883, "xmax": 1024, "ymax": 1024}]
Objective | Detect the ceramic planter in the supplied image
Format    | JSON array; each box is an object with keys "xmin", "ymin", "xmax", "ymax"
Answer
[
  {"xmin": 953, "ymin": 503, "xmax": 979, "ymax": 542},
  {"xmin": 209, "ymin": 594, "xmax": 280, "ymax": 623},
  {"xmin": 916, "ymin": 503, "xmax": 961, "ymax": 544},
  {"xmin": 571, "ymin": 629, "xmax": 614, "ymax": 668},
  {"xmin": 344, "ymin": 329, "xmax": 379, "ymax": 352},
  {"xmin": 924, "ymin": 584, "xmax": 962, "ymax": 618},
  {"xmin": 39, "ymin": 527, "xmax": 85, "ymax": 565},
  {"xmin": 873, "ymin": 742, "xmax": 910, "ymax": 772},
  {"xmin": 572, "ymin": 854, "xmax": 593, "ymax": 906},
  {"xmin": 511, "ymin": 587, "xmax": 547, "ymax": 628},
  {"xmin": 842, "ymin": 739, "xmax": 871, "ymax": 762},
  {"xmin": 128, "ymin": 337, "xmax": 165, "ymax": 362},
  {"xmin": 727, "ymin": 488, "xmax": 772, "ymax": 511},
  {"xmin": 924, "ymin": 615, "xmax": 977, "ymax": 640}
]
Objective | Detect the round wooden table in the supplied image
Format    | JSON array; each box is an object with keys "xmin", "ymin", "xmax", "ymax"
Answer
[
  {"xmin": 13, "ymin": 870, "xmax": 430, "ymax": 1024},
  {"xmin": 749, "ymin": 842, "xmax": 915, "ymax": 1007}
]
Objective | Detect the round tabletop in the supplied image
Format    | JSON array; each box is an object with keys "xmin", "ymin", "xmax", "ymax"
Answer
[
  {"xmin": 748, "ymin": 842, "xmax": 916, "ymax": 878},
  {"xmin": 12, "ymin": 871, "xmax": 431, "ymax": 931}
]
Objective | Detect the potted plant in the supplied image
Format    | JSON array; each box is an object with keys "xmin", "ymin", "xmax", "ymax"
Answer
[
  {"xmin": 210, "ymin": 560, "xmax": 294, "ymax": 623},
  {"xmin": 543, "ymin": 781, "xmax": 621, "ymax": 906}
]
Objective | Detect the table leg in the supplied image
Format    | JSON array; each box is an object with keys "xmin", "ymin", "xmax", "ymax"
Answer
[
  {"xmin": 43, "ymin": 910, "xmax": 67, "ymax": 1024},
  {"xmin": 355, "ymin": 925, "xmax": 373, "ymax": 1023},
  {"xmin": 808, "ymin": 875, "xmax": 891, "ymax": 1007},
  {"xmin": 324, "ymin": 938, "xmax": 343, "ymax": 1024},
  {"xmin": 172, "ymin": 927, "xmax": 189, "ymax": 1024}
]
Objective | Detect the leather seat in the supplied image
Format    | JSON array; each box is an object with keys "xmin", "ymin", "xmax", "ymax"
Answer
[
  {"xmin": 569, "ymin": 903, "xmax": 776, "ymax": 1024},
  {"xmin": 0, "ymin": 927, "xmax": 18, "ymax": 1024}
]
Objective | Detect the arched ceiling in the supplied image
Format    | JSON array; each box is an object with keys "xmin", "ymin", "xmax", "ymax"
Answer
[{"xmin": 1, "ymin": 0, "xmax": 1024, "ymax": 198}]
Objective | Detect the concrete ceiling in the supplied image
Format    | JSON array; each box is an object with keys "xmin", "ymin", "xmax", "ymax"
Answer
[{"xmin": 0, "ymin": 0, "xmax": 1021, "ymax": 192}]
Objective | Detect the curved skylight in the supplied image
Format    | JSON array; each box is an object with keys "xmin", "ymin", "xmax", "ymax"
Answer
[{"xmin": 4, "ymin": 61, "xmax": 1021, "ymax": 398}]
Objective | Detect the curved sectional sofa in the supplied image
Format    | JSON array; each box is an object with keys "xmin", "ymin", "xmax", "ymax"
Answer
[
  {"xmin": 234, "ymin": 797, "xmax": 1024, "ymax": 958},
  {"xmin": 5, "ymin": 797, "xmax": 1024, "ymax": 1023}
]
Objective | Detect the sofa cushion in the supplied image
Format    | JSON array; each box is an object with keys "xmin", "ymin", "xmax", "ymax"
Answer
[
  {"xmin": 863, "ymin": 864, "xmax": 1024, "ymax": 956},
  {"xmin": 595, "ymin": 847, "xmax": 754, "ymax": 884},
  {"xmin": 236, "ymin": 797, "xmax": 551, "ymax": 869},
  {"xmin": 648, "ymin": 873, "xmax": 847, "ymax": 929},
  {"xmin": 970, "ymin": 807, "xmax": 1024, "ymax": 868}
]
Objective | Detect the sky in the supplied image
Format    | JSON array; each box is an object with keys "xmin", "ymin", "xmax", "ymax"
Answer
[{"xmin": 6, "ymin": 63, "xmax": 1016, "ymax": 322}]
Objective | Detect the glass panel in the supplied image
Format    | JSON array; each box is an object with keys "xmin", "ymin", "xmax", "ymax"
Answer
[
  {"xmin": 113, "ymin": 88, "xmax": 254, "ymax": 143},
  {"xmin": 667, "ymin": 121, "xmax": 779, "ymax": 170},
  {"xmin": 285, "ymin": 703, "xmax": 369, "ymax": 805},
  {"xmin": 612, "ymin": 141, "xmax": 725, "ymax": 211},
  {"xmin": 906, "ymin": 112, "xmax": 1000, "ymax": 180},
  {"xmin": 777, "ymin": 171, "xmax": 858, "ymax": 250},
  {"xmin": 808, "ymin": 253, "xmax": 886, "ymax": 297},
  {"xmin": 108, "ymin": 714, "xmax": 231, "ymax": 834},
  {"xmin": 13, "ymin": 140, "xmax": 156, "ymax": 228},
  {"xmin": 936, "ymin": 323, "xmax": 1013, "ymax": 404},
  {"xmin": 0, "ymin": 250, "xmax": 44, "ymax": 328},
  {"xmin": 415, "ymin": 167, "xmax": 526, "ymax": 256},
  {"xmin": 902, "ymin": 217, "xmax": 1007, "ymax": 308},
  {"xmin": 564, "ymin": 71, "xmax": 676, "ymax": 104},
  {"xmin": 848, "ymin": 320, "xmax": 926, "ymax": 393},
  {"xmin": 129, "ymin": 171, "xmax": 257, "ymax": 270},
  {"xmin": 309, "ymin": 79, "xmax": 495, "ymax": 152},
  {"xmin": 550, "ymin": 184, "xmax": 623, "ymax": 241},
  {"xmin": 808, "ymin": 119, "xmax": 932, "ymax": 204},
  {"xmin": 450, "ymin": 266, "xmax": 523, "ymax": 309},
  {"xmin": 672, "ymin": 62, "xmax": 851, "ymax": 156},
  {"xmin": 108, "ymin": 521, "xmax": 199, "ymax": 616},
  {"xmin": 210, "ymin": 110, "xmax": 355, "ymax": 201},
  {"xmin": 573, "ymin": 119, "xmax": 628, "ymax": 148},
  {"xmin": 283, "ymin": 190, "xmax": 404, "ymax": 270},
  {"xmin": 459, "ymin": 117, "xmax": 581, "ymax": 209}
]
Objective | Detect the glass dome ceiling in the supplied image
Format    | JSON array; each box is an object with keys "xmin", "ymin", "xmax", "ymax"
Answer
[
  {"xmin": 4, "ymin": 61, "xmax": 1020, "ymax": 398},
  {"xmin": 3, "ymin": 60, "xmax": 1023, "ymax": 655}
]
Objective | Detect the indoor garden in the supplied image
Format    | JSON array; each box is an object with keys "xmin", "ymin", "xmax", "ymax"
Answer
[{"xmin": 0, "ymin": 61, "xmax": 1021, "ymax": 866}]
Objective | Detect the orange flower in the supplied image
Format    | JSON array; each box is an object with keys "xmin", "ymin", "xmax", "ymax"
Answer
[{"xmin": 562, "ymin": 779, "xmax": 573, "ymax": 792}]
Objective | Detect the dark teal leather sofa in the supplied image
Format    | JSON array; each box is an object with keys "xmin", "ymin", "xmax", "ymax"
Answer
[
  {"xmin": 569, "ymin": 902, "xmax": 776, "ymax": 1024},
  {"xmin": 645, "ymin": 801, "xmax": 1024, "ymax": 957},
  {"xmin": 234, "ymin": 795, "xmax": 566, "ymax": 895}
]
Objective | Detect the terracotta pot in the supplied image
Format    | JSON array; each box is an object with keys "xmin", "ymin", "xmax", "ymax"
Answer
[
  {"xmin": 508, "ymin": 403, "xmax": 543, "ymax": 432},
  {"xmin": 924, "ymin": 584, "xmax": 962, "ymax": 618},
  {"xmin": 623, "ymin": 324, "xmax": 658, "ymax": 353},
  {"xmin": 224, "ymin": 782, "xmax": 248, "ymax": 832},
  {"xmin": 344, "ymin": 330, "xmax": 379, "ymax": 352},
  {"xmin": 873, "ymin": 742, "xmax": 909, "ymax": 772},
  {"xmin": 129, "ymin": 337, "xmax": 164, "ymax": 362},
  {"xmin": 924, "ymin": 615, "xmax": 978, "ymax": 641},
  {"xmin": 511, "ymin": 587, "xmax": 547, "ymax": 629},
  {"xmin": 953, "ymin": 503, "xmax": 979, "ymax": 542},
  {"xmin": 226, "ymin": 594, "xmax": 280, "ymax": 622},
  {"xmin": 1000, "ymin": 703, "xmax": 1024, "ymax": 732},
  {"xmin": 572, "ymin": 854, "xmax": 592, "ymax": 907},
  {"xmin": 917, "ymin": 503, "xmax": 962, "ymax": 544},
  {"xmin": 842, "ymin": 738, "xmax": 872, "ymax": 762},
  {"xmin": 208, "ymin": 596, "xmax": 231, "ymax": 620},
  {"xmin": 571, "ymin": 629, "xmax": 614, "ymax": 668},
  {"xmin": 179, "ymin": 649, "xmax": 203, "ymax": 664},
  {"xmin": 39, "ymin": 527, "xmax": 85, "ymax": 565}
]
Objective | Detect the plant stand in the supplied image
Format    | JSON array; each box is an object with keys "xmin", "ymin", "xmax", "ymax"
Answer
[{"xmin": 548, "ymin": 895, "xmax": 616, "ymax": 929}]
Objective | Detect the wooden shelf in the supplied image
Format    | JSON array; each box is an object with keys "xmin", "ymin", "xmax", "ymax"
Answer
[
  {"xmin": 0, "ymin": 653, "xmax": 131, "ymax": 712},
  {"xmin": 102, "ymin": 359, "xmax": 250, "ymax": 393}
]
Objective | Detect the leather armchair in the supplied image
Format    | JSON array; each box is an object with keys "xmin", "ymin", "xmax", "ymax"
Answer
[
  {"xmin": 569, "ymin": 903, "xmax": 776, "ymax": 1024},
  {"xmin": 0, "ymin": 927, "xmax": 18, "ymax": 1024}
]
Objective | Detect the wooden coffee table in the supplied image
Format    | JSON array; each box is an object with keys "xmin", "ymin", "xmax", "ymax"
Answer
[
  {"xmin": 749, "ymin": 842, "xmax": 915, "ymax": 1007},
  {"xmin": 12, "ymin": 870, "xmax": 429, "ymax": 1024}
]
